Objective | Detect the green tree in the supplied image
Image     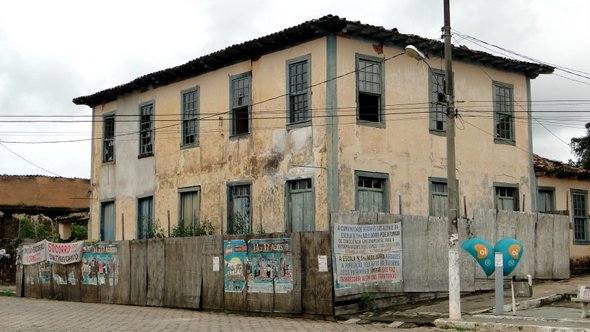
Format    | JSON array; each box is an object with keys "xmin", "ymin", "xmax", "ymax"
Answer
[{"xmin": 571, "ymin": 122, "xmax": 590, "ymax": 169}]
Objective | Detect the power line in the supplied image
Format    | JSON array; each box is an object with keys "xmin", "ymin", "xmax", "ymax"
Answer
[{"xmin": 0, "ymin": 141, "xmax": 62, "ymax": 176}]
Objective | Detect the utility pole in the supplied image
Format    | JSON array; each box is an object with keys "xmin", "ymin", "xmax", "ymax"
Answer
[{"xmin": 443, "ymin": 0, "xmax": 461, "ymax": 320}]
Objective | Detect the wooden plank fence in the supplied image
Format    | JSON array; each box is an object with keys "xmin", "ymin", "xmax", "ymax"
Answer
[
  {"xmin": 16, "ymin": 209, "xmax": 569, "ymax": 316},
  {"xmin": 17, "ymin": 232, "xmax": 333, "ymax": 317}
]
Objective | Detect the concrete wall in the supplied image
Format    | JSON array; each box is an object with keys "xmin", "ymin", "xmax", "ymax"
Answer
[
  {"xmin": 88, "ymin": 34, "xmax": 536, "ymax": 240},
  {"xmin": 331, "ymin": 209, "xmax": 570, "ymax": 300},
  {"xmin": 537, "ymin": 175, "xmax": 590, "ymax": 260}
]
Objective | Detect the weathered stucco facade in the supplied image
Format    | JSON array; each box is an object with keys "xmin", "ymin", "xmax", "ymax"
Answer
[
  {"xmin": 534, "ymin": 154, "xmax": 590, "ymax": 262},
  {"xmin": 75, "ymin": 16, "xmax": 552, "ymax": 241}
]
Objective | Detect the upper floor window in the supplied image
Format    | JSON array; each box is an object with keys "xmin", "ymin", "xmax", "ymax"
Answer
[
  {"xmin": 139, "ymin": 103, "xmax": 154, "ymax": 156},
  {"xmin": 429, "ymin": 70, "xmax": 446, "ymax": 133},
  {"xmin": 356, "ymin": 56, "xmax": 383, "ymax": 123},
  {"xmin": 493, "ymin": 82, "xmax": 514, "ymax": 143},
  {"xmin": 572, "ymin": 190, "xmax": 588, "ymax": 243},
  {"xmin": 182, "ymin": 88, "xmax": 199, "ymax": 146},
  {"xmin": 230, "ymin": 73, "xmax": 251, "ymax": 136},
  {"xmin": 355, "ymin": 171, "xmax": 388, "ymax": 212},
  {"xmin": 287, "ymin": 55, "xmax": 310, "ymax": 125},
  {"xmin": 494, "ymin": 184, "xmax": 519, "ymax": 211},
  {"xmin": 103, "ymin": 114, "xmax": 115, "ymax": 162}
]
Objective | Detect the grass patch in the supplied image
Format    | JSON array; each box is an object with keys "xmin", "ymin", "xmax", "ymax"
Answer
[{"xmin": 0, "ymin": 289, "xmax": 16, "ymax": 297}]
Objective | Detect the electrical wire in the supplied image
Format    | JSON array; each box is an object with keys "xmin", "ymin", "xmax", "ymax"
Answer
[{"xmin": 0, "ymin": 141, "xmax": 62, "ymax": 177}]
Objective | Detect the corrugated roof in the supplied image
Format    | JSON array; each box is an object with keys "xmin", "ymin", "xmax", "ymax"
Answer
[
  {"xmin": 73, "ymin": 15, "xmax": 554, "ymax": 108},
  {"xmin": 533, "ymin": 154, "xmax": 590, "ymax": 180}
]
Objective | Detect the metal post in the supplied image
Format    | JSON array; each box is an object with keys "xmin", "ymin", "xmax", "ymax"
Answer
[
  {"xmin": 495, "ymin": 252, "xmax": 504, "ymax": 314},
  {"xmin": 443, "ymin": 0, "xmax": 461, "ymax": 320}
]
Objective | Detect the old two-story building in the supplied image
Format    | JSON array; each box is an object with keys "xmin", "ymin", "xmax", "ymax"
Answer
[
  {"xmin": 74, "ymin": 15, "xmax": 553, "ymax": 241},
  {"xmin": 534, "ymin": 154, "xmax": 590, "ymax": 268}
]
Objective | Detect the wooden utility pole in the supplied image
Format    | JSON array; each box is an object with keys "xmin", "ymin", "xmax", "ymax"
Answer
[{"xmin": 443, "ymin": 0, "xmax": 461, "ymax": 320}]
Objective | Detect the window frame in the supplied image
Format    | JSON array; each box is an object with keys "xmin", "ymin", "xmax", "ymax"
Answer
[
  {"xmin": 137, "ymin": 195, "xmax": 154, "ymax": 240},
  {"xmin": 286, "ymin": 54, "xmax": 311, "ymax": 127},
  {"xmin": 284, "ymin": 178, "xmax": 315, "ymax": 232},
  {"xmin": 571, "ymin": 189, "xmax": 589, "ymax": 244},
  {"xmin": 100, "ymin": 200, "xmax": 116, "ymax": 241},
  {"xmin": 181, "ymin": 87, "xmax": 199, "ymax": 148},
  {"xmin": 429, "ymin": 177, "xmax": 448, "ymax": 217},
  {"xmin": 178, "ymin": 186, "xmax": 201, "ymax": 230},
  {"xmin": 429, "ymin": 69, "xmax": 447, "ymax": 135},
  {"xmin": 355, "ymin": 53, "xmax": 385, "ymax": 127},
  {"xmin": 492, "ymin": 81, "xmax": 515, "ymax": 145},
  {"xmin": 138, "ymin": 101, "xmax": 155, "ymax": 157},
  {"xmin": 537, "ymin": 186, "xmax": 556, "ymax": 213},
  {"xmin": 227, "ymin": 182, "xmax": 252, "ymax": 234},
  {"xmin": 102, "ymin": 112, "xmax": 116, "ymax": 163},
  {"xmin": 493, "ymin": 182, "xmax": 519, "ymax": 211},
  {"xmin": 229, "ymin": 72, "xmax": 252, "ymax": 137},
  {"xmin": 354, "ymin": 170, "xmax": 389, "ymax": 212}
]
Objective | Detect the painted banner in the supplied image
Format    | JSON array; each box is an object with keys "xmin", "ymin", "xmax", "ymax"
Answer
[
  {"xmin": 333, "ymin": 223, "xmax": 403, "ymax": 285},
  {"xmin": 81, "ymin": 243, "xmax": 119, "ymax": 286},
  {"xmin": 47, "ymin": 241, "xmax": 84, "ymax": 264},
  {"xmin": 247, "ymin": 238, "xmax": 293, "ymax": 294},
  {"xmin": 224, "ymin": 239, "xmax": 248, "ymax": 292},
  {"xmin": 334, "ymin": 223, "xmax": 402, "ymax": 254},
  {"xmin": 21, "ymin": 240, "xmax": 47, "ymax": 265},
  {"xmin": 336, "ymin": 252, "xmax": 402, "ymax": 284}
]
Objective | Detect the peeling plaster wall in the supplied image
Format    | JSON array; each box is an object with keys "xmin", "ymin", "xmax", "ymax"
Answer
[
  {"xmin": 335, "ymin": 37, "xmax": 533, "ymax": 217},
  {"xmin": 90, "ymin": 38, "xmax": 329, "ymax": 240},
  {"xmin": 88, "ymin": 34, "xmax": 537, "ymax": 241}
]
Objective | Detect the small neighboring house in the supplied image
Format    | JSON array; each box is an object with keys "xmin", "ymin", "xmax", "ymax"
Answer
[
  {"xmin": 0, "ymin": 175, "xmax": 90, "ymax": 284},
  {"xmin": 73, "ymin": 15, "xmax": 553, "ymax": 241},
  {"xmin": 0, "ymin": 175, "xmax": 90, "ymax": 240},
  {"xmin": 534, "ymin": 154, "xmax": 590, "ymax": 267}
]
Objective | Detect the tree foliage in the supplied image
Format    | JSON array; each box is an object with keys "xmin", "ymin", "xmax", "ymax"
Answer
[{"xmin": 571, "ymin": 122, "xmax": 590, "ymax": 170}]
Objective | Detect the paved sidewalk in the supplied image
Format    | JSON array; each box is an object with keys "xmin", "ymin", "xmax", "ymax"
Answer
[
  {"xmin": 348, "ymin": 274, "xmax": 590, "ymax": 331},
  {"xmin": 0, "ymin": 296, "xmax": 442, "ymax": 332}
]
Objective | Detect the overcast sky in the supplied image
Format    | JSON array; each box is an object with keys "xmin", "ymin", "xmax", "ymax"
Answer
[{"xmin": 0, "ymin": 0, "xmax": 587, "ymax": 179}]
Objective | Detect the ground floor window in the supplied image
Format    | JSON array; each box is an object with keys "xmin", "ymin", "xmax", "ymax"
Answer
[
  {"xmin": 355, "ymin": 171, "xmax": 388, "ymax": 212},
  {"xmin": 100, "ymin": 201, "xmax": 115, "ymax": 241},
  {"xmin": 137, "ymin": 196, "xmax": 153, "ymax": 239},
  {"xmin": 286, "ymin": 179, "xmax": 314, "ymax": 232},
  {"xmin": 228, "ymin": 184, "xmax": 251, "ymax": 234}
]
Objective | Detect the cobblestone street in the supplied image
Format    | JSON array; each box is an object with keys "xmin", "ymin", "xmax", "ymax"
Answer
[{"xmin": 0, "ymin": 296, "xmax": 433, "ymax": 332}]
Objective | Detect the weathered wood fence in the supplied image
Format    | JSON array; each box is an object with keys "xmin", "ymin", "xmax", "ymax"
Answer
[
  {"xmin": 17, "ymin": 232, "xmax": 333, "ymax": 317},
  {"xmin": 17, "ymin": 209, "xmax": 570, "ymax": 316}
]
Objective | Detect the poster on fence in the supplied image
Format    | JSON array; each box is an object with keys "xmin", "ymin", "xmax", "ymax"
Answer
[
  {"xmin": 81, "ymin": 243, "xmax": 119, "ymax": 286},
  {"xmin": 336, "ymin": 252, "xmax": 402, "ymax": 284},
  {"xmin": 21, "ymin": 240, "xmax": 47, "ymax": 265},
  {"xmin": 47, "ymin": 241, "xmax": 84, "ymax": 264},
  {"xmin": 334, "ymin": 223, "xmax": 402, "ymax": 254},
  {"xmin": 224, "ymin": 239, "xmax": 248, "ymax": 292},
  {"xmin": 333, "ymin": 223, "xmax": 403, "ymax": 285},
  {"xmin": 39, "ymin": 261, "xmax": 52, "ymax": 282},
  {"xmin": 246, "ymin": 238, "xmax": 293, "ymax": 294}
]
